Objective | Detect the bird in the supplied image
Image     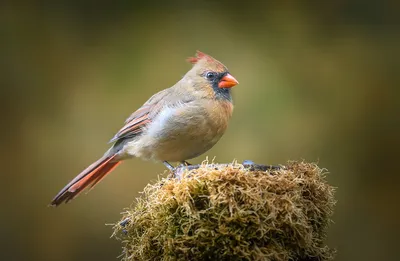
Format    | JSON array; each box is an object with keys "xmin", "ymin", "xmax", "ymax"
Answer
[{"xmin": 50, "ymin": 51, "xmax": 239, "ymax": 206}]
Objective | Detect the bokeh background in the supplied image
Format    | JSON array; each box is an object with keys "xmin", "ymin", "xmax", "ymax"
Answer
[{"xmin": 1, "ymin": 1, "xmax": 399, "ymax": 261}]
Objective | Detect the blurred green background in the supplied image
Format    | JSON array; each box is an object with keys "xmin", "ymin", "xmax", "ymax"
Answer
[{"xmin": 1, "ymin": 1, "xmax": 399, "ymax": 261}]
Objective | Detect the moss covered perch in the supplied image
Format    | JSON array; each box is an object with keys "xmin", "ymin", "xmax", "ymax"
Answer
[{"xmin": 112, "ymin": 161, "xmax": 336, "ymax": 261}]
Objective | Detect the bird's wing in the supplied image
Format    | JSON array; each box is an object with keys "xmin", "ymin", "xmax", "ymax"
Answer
[
  {"xmin": 109, "ymin": 87, "xmax": 194, "ymax": 143},
  {"xmin": 108, "ymin": 104, "xmax": 155, "ymax": 143}
]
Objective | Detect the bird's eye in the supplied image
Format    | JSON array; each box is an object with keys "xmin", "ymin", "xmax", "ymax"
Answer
[{"xmin": 206, "ymin": 72, "xmax": 216, "ymax": 79}]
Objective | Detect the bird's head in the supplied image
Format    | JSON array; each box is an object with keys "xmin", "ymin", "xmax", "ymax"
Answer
[{"xmin": 185, "ymin": 51, "xmax": 239, "ymax": 100}]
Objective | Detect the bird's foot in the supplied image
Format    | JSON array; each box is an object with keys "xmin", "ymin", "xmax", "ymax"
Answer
[
  {"xmin": 119, "ymin": 217, "xmax": 131, "ymax": 227},
  {"xmin": 163, "ymin": 161, "xmax": 194, "ymax": 179},
  {"xmin": 163, "ymin": 161, "xmax": 184, "ymax": 179},
  {"xmin": 119, "ymin": 217, "xmax": 131, "ymax": 235},
  {"xmin": 163, "ymin": 160, "xmax": 281, "ymax": 180},
  {"xmin": 180, "ymin": 161, "xmax": 192, "ymax": 166},
  {"xmin": 174, "ymin": 163, "xmax": 193, "ymax": 180},
  {"xmin": 242, "ymin": 160, "xmax": 281, "ymax": 171}
]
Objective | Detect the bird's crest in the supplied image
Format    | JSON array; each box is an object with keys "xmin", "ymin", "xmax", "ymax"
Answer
[
  {"xmin": 187, "ymin": 50, "xmax": 227, "ymax": 72},
  {"xmin": 187, "ymin": 50, "xmax": 216, "ymax": 64}
]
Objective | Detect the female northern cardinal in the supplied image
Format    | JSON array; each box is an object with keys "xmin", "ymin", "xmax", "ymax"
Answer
[{"xmin": 51, "ymin": 51, "xmax": 239, "ymax": 206}]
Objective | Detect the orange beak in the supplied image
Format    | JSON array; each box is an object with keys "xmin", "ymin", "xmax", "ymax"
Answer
[{"xmin": 218, "ymin": 73, "xmax": 239, "ymax": 88}]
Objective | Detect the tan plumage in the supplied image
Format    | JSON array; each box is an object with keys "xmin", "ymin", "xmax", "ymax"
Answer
[{"xmin": 51, "ymin": 51, "xmax": 239, "ymax": 206}]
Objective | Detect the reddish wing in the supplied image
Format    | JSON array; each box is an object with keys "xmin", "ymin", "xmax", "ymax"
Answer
[
  {"xmin": 109, "ymin": 104, "xmax": 157, "ymax": 142},
  {"xmin": 109, "ymin": 89, "xmax": 173, "ymax": 143}
]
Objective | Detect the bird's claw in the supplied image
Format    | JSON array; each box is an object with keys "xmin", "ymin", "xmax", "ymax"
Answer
[
  {"xmin": 181, "ymin": 161, "xmax": 192, "ymax": 166},
  {"xmin": 163, "ymin": 160, "xmax": 281, "ymax": 180},
  {"xmin": 242, "ymin": 160, "xmax": 281, "ymax": 171},
  {"xmin": 242, "ymin": 160, "xmax": 255, "ymax": 165},
  {"xmin": 163, "ymin": 161, "xmax": 193, "ymax": 179},
  {"xmin": 119, "ymin": 217, "xmax": 131, "ymax": 235},
  {"xmin": 120, "ymin": 217, "xmax": 131, "ymax": 227}
]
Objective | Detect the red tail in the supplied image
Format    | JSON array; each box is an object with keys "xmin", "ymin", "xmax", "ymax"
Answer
[{"xmin": 50, "ymin": 155, "xmax": 122, "ymax": 206}]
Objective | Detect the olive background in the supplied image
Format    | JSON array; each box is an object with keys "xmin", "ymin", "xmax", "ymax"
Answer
[{"xmin": 1, "ymin": 1, "xmax": 399, "ymax": 261}]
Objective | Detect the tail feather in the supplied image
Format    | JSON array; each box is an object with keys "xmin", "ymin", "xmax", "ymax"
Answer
[
  {"xmin": 50, "ymin": 155, "xmax": 121, "ymax": 206},
  {"xmin": 89, "ymin": 160, "xmax": 121, "ymax": 190}
]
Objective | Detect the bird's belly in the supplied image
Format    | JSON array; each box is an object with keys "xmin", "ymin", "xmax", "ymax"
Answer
[
  {"xmin": 150, "ymin": 132, "xmax": 222, "ymax": 162},
  {"xmin": 124, "ymin": 103, "xmax": 231, "ymax": 162}
]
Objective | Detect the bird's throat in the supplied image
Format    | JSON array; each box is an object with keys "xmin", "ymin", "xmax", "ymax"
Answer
[{"xmin": 212, "ymin": 83, "xmax": 232, "ymax": 102}]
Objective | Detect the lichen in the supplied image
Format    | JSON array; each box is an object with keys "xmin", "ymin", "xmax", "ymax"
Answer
[{"xmin": 112, "ymin": 161, "xmax": 336, "ymax": 261}]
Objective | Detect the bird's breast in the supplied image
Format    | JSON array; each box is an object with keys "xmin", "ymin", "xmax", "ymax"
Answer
[{"xmin": 124, "ymin": 99, "xmax": 233, "ymax": 162}]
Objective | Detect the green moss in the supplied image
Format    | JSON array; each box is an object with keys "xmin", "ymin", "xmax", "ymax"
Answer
[{"xmin": 112, "ymin": 161, "xmax": 336, "ymax": 261}]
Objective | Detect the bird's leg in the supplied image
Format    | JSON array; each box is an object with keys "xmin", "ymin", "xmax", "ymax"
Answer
[
  {"xmin": 163, "ymin": 161, "xmax": 175, "ymax": 171},
  {"xmin": 181, "ymin": 161, "xmax": 192, "ymax": 166},
  {"xmin": 163, "ymin": 161, "xmax": 188, "ymax": 179}
]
